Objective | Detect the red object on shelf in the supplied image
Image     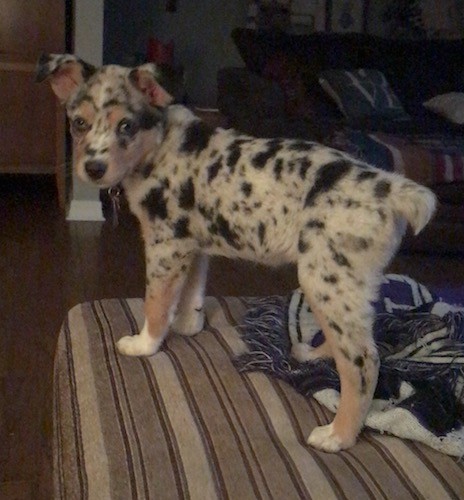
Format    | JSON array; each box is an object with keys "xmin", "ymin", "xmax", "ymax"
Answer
[{"xmin": 146, "ymin": 37, "xmax": 174, "ymax": 65}]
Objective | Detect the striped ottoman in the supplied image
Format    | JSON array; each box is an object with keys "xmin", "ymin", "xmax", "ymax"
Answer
[{"xmin": 54, "ymin": 298, "xmax": 464, "ymax": 499}]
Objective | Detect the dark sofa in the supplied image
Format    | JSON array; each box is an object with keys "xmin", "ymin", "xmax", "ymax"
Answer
[{"xmin": 217, "ymin": 29, "xmax": 464, "ymax": 253}]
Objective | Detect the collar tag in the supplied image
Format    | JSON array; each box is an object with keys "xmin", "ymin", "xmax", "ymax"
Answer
[{"xmin": 108, "ymin": 186, "xmax": 121, "ymax": 228}]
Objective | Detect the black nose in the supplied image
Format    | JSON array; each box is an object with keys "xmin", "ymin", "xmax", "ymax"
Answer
[{"xmin": 84, "ymin": 160, "xmax": 107, "ymax": 180}]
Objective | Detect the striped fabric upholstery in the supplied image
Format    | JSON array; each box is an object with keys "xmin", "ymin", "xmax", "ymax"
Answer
[{"xmin": 54, "ymin": 298, "xmax": 464, "ymax": 499}]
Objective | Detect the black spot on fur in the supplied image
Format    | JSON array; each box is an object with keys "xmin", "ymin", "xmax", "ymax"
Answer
[
  {"xmin": 81, "ymin": 60, "xmax": 97, "ymax": 79},
  {"xmin": 257, "ymin": 222, "xmax": 266, "ymax": 245},
  {"xmin": 207, "ymin": 158, "xmax": 222, "ymax": 183},
  {"xmin": 141, "ymin": 162, "xmax": 154, "ymax": 179},
  {"xmin": 354, "ymin": 237, "xmax": 370, "ymax": 251},
  {"xmin": 103, "ymin": 98, "xmax": 120, "ymax": 108},
  {"xmin": 357, "ymin": 170, "xmax": 377, "ymax": 182},
  {"xmin": 138, "ymin": 108, "xmax": 161, "ymax": 130},
  {"xmin": 227, "ymin": 141, "xmax": 241, "ymax": 169},
  {"xmin": 274, "ymin": 159, "xmax": 283, "ymax": 180},
  {"xmin": 323, "ymin": 274, "xmax": 338, "ymax": 284},
  {"xmin": 377, "ymin": 208, "xmax": 387, "ymax": 223},
  {"xmin": 299, "ymin": 158, "xmax": 312, "ymax": 179},
  {"xmin": 375, "ymin": 180, "xmax": 391, "ymax": 198},
  {"xmin": 241, "ymin": 182, "xmax": 253, "ymax": 197},
  {"xmin": 306, "ymin": 219, "xmax": 325, "ymax": 230},
  {"xmin": 360, "ymin": 374, "xmax": 367, "ymax": 394},
  {"xmin": 329, "ymin": 321, "xmax": 343, "ymax": 335},
  {"xmin": 332, "ymin": 250, "xmax": 351, "ymax": 267},
  {"xmin": 304, "ymin": 160, "xmax": 351, "ymax": 207},
  {"xmin": 178, "ymin": 178, "xmax": 195, "ymax": 209},
  {"xmin": 214, "ymin": 215, "xmax": 241, "ymax": 250},
  {"xmin": 198, "ymin": 204, "xmax": 214, "ymax": 221},
  {"xmin": 159, "ymin": 258, "xmax": 171, "ymax": 271},
  {"xmin": 141, "ymin": 187, "xmax": 168, "ymax": 221},
  {"xmin": 354, "ymin": 356, "xmax": 364, "ymax": 367},
  {"xmin": 173, "ymin": 217, "xmax": 190, "ymax": 238},
  {"xmin": 340, "ymin": 348, "xmax": 351, "ymax": 360},
  {"xmin": 329, "ymin": 240, "xmax": 352, "ymax": 268},
  {"xmin": 181, "ymin": 120, "xmax": 213, "ymax": 154},
  {"xmin": 345, "ymin": 198, "xmax": 361, "ymax": 209},
  {"xmin": 252, "ymin": 139, "xmax": 282, "ymax": 169},
  {"xmin": 69, "ymin": 92, "xmax": 95, "ymax": 111},
  {"xmin": 298, "ymin": 236, "xmax": 309, "ymax": 253}
]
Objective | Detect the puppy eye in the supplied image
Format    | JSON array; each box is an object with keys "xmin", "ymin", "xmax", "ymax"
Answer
[
  {"xmin": 71, "ymin": 117, "xmax": 89, "ymax": 134},
  {"xmin": 117, "ymin": 118, "xmax": 138, "ymax": 136}
]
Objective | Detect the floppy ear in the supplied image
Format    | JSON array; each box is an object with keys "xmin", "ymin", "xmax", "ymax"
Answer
[
  {"xmin": 129, "ymin": 63, "xmax": 174, "ymax": 107},
  {"xmin": 35, "ymin": 53, "xmax": 96, "ymax": 102}
]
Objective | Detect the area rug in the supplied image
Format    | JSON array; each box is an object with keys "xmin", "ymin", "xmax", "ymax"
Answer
[{"xmin": 237, "ymin": 274, "xmax": 464, "ymax": 457}]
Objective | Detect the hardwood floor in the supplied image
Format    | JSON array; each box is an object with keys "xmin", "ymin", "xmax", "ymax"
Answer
[{"xmin": 0, "ymin": 175, "xmax": 463, "ymax": 499}]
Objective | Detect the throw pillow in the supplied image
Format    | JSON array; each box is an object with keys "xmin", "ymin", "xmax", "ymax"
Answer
[
  {"xmin": 318, "ymin": 69, "xmax": 410, "ymax": 122},
  {"xmin": 423, "ymin": 93, "xmax": 464, "ymax": 124}
]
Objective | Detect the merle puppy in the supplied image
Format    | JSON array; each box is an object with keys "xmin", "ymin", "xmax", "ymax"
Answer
[{"xmin": 37, "ymin": 54, "xmax": 436, "ymax": 452}]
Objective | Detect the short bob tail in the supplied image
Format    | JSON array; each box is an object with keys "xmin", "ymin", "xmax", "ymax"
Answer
[{"xmin": 391, "ymin": 180, "xmax": 437, "ymax": 235}]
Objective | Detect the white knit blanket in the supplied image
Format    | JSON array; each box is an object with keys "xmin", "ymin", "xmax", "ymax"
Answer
[{"xmin": 238, "ymin": 275, "xmax": 464, "ymax": 457}]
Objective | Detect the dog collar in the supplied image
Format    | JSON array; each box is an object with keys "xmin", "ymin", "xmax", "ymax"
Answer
[{"xmin": 108, "ymin": 185, "xmax": 122, "ymax": 228}]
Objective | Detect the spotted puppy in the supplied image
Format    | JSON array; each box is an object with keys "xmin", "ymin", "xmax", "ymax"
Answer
[{"xmin": 37, "ymin": 54, "xmax": 436, "ymax": 453}]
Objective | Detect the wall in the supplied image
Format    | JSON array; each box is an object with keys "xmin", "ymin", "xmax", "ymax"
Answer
[
  {"xmin": 149, "ymin": 0, "xmax": 248, "ymax": 107},
  {"xmin": 102, "ymin": 1, "xmax": 464, "ymax": 111},
  {"xmin": 104, "ymin": 0, "xmax": 153, "ymax": 65}
]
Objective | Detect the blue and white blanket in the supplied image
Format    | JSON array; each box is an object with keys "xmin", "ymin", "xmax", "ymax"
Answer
[{"xmin": 236, "ymin": 274, "xmax": 464, "ymax": 456}]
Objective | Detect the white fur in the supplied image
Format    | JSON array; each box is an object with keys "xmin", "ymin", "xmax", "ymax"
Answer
[{"xmin": 117, "ymin": 320, "xmax": 164, "ymax": 357}]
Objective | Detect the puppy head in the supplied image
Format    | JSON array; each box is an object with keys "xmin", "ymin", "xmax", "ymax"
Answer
[{"xmin": 36, "ymin": 54, "xmax": 174, "ymax": 187}]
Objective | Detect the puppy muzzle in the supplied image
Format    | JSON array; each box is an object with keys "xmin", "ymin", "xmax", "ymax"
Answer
[{"xmin": 84, "ymin": 160, "xmax": 108, "ymax": 181}]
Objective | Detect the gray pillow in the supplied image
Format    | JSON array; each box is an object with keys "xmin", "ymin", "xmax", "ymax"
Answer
[{"xmin": 319, "ymin": 69, "xmax": 410, "ymax": 122}]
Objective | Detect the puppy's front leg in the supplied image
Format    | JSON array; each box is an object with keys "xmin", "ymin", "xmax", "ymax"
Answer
[{"xmin": 117, "ymin": 248, "xmax": 192, "ymax": 357}]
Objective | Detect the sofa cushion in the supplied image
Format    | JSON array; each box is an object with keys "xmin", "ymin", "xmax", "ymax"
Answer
[
  {"xmin": 54, "ymin": 297, "xmax": 464, "ymax": 499},
  {"xmin": 423, "ymin": 93, "xmax": 464, "ymax": 124},
  {"xmin": 319, "ymin": 69, "xmax": 410, "ymax": 122}
]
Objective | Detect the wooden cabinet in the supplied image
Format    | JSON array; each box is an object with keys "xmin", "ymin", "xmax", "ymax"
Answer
[{"xmin": 0, "ymin": 1, "xmax": 67, "ymax": 208}]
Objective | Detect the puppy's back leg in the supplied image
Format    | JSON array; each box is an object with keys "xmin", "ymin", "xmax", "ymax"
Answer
[
  {"xmin": 171, "ymin": 253, "xmax": 209, "ymax": 336},
  {"xmin": 291, "ymin": 338, "xmax": 333, "ymax": 363},
  {"xmin": 297, "ymin": 250, "xmax": 380, "ymax": 452}
]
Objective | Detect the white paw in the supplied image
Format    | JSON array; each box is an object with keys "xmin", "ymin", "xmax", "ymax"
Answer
[
  {"xmin": 307, "ymin": 423, "xmax": 355, "ymax": 453},
  {"xmin": 116, "ymin": 334, "xmax": 162, "ymax": 357},
  {"xmin": 171, "ymin": 308, "xmax": 204, "ymax": 336}
]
